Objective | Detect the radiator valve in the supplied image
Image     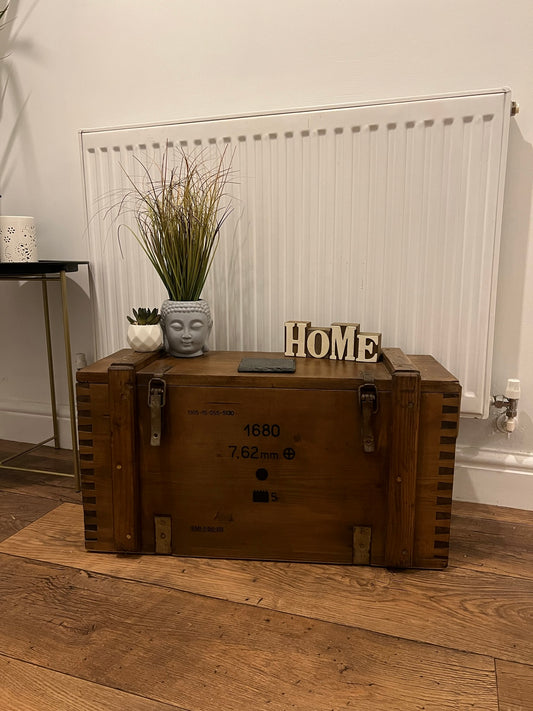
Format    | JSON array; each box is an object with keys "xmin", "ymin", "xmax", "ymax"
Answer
[{"xmin": 492, "ymin": 378, "xmax": 520, "ymax": 437}]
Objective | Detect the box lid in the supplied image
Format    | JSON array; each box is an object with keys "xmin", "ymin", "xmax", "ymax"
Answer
[
  {"xmin": 135, "ymin": 350, "xmax": 394, "ymax": 391},
  {"xmin": 77, "ymin": 348, "xmax": 460, "ymax": 393}
]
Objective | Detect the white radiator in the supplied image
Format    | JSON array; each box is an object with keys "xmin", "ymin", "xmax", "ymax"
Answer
[{"xmin": 80, "ymin": 88, "xmax": 512, "ymax": 417}]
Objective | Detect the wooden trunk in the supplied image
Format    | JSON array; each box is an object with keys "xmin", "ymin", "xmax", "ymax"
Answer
[{"xmin": 76, "ymin": 348, "xmax": 461, "ymax": 569}]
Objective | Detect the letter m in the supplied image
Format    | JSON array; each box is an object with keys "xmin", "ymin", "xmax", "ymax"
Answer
[{"xmin": 329, "ymin": 323, "xmax": 359, "ymax": 361}]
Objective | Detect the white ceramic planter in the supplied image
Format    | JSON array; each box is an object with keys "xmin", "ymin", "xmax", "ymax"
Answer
[
  {"xmin": 127, "ymin": 323, "xmax": 163, "ymax": 352},
  {"xmin": 0, "ymin": 216, "xmax": 38, "ymax": 262}
]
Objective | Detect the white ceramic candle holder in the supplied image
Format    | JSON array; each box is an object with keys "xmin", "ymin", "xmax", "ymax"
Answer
[{"xmin": 0, "ymin": 216, "xmax": 38, "ymax": 262}]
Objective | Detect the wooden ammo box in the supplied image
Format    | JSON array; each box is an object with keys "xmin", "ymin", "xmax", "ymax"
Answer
[{"xmin": 76, "ymin": 348, "xmax": 460, "ymax": 569}]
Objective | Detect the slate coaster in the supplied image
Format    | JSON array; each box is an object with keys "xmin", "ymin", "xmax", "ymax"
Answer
[{"xmin": 238, "ymin": 357, "xmax": 296, "ymax": 373}]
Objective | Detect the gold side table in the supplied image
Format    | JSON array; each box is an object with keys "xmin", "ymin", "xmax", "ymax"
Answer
[{"xmin": 0, "ymin": 260, "xmax": 89, "ymax": 490}]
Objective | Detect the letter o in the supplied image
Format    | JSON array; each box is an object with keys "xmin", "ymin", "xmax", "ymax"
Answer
[{"xmin": 306, "ymin": 329, "xmax": 330, "ymax": 358}]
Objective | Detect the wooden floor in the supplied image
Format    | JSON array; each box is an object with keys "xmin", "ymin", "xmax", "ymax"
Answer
[{"xmin": 0, "ymin": 439, "xmax": 532, "ymax": 711}]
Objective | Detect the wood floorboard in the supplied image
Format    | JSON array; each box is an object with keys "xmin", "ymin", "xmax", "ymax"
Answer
[
  {"xmin": 0, "ymin": 440, "xmax": 79, "ymax": 503},
  {"xmin": 1, "ymin": 504, "xmax": 532, "ymax": 667},
  {"xmin": 0, "ymin": 469, "xmax": 80, "ymax": 503},
  {"xmin": 496, "ymin": 660, "xmax": 533, "ymax": 711},
  {"xmin": 0, "ymin": 552, "xmax": 499, "ymax": 711},
  {"xmin": 0, "ymin": 439, "xmax": 74, "ymax": 471},
  {"xmin": 453, "ymin": 500, "xmax": 533, "ymax": 526},
  {"xmin": 1, "ymin": 443, "xmax": 531, "ymax": 710},
  {"xmin": 0, "ymin": 654, "xmax": 185, "ymax": 711},
  {"xmin": 449, "ymin": 513, "xmax": 533, "ymax": 579},
  {"xmin": 0, "ymin": 491, "xmax": 59, "ymax": 543}
]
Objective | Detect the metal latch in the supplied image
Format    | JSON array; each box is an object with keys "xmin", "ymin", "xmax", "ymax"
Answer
[
  {"xmin": 359, "ymin": 382, "xmax": 378, "ymax": 453},
  {"xmin": 148, "ymin": 377, "xmax": 167, "ymax": 446}
]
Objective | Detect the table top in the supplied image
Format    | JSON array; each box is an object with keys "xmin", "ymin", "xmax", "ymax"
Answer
[{"xmin": 0, "ymin": 260, "xmax": 89, "ymax": 277}]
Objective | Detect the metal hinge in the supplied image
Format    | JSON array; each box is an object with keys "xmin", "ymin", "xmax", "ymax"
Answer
[
  {"xmin": 148, "ymin": 377, "xmax": 167, "ymax": 446},
  {"xmin": 511, "ymin": 101, "xmax": 519, "ymax": 117},
  {"xmin": 154, "ymin": 515, "xmax": 172, "ymax": 554},
  {"xmin": 359, "ymin": 381, "xmax": 378, "ymax": 453},
  {"xmin": 352, "ymin": 525, "xmax": 372, "ymax": 565}
]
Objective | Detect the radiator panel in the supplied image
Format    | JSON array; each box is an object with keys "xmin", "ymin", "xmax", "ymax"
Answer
[{"xmin": 80, "ymin": 89, "xmax": 511, "ymax": 416}]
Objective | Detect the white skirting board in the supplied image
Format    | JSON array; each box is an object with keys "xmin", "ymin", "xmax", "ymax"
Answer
[
  {"xmin": 1, "ymin": 403, "xmax": 532, "ymax": 511},
  {"xmin": 454, "ymin": 446, "xmax": 533, "ymax": 510},
  {"xmin": 0, "ymin": 402, "xmax": 73, "ymax": 451}
]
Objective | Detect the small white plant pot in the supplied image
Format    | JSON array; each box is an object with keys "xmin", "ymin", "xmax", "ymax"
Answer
[
  {"xmin": 127, "ymin": 324, "xmax": 163, "ymax": 352},
  {"xmin": 0, "ymin": 216, "xmax": 38, "ymax": 262}
]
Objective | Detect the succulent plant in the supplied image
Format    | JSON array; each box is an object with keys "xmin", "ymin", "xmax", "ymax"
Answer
[{"xmin": 127, "ymin": 307, "xmax": 160, "ymax": 325}]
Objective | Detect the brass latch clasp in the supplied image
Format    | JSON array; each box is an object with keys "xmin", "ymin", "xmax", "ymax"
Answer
[
  {"xmin": 148, "ymin": 377, "xmax": 167, "ymax": 446},
  {"xmin": 359, "ymin": 382, "xmax": 378, "ymax": 453}
]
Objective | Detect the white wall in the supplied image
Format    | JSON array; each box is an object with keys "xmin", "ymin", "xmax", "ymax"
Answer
[{"xmin": 1, "ymin": 0, "xmax": 533, "ymax": 507}]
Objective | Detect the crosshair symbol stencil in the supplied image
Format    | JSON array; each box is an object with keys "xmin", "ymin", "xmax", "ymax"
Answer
[{"xmin": 283, "ymin": 447, "xmax": 296, "ymax": 460}]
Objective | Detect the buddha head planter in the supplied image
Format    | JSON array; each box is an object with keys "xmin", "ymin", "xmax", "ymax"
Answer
[{"xmin": 160, "ymin": 299, "xmax": 213, "ymax": 358}]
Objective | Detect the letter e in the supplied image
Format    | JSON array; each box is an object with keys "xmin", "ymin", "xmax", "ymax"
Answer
[{"xmin": 356, "ymin": 333, "xmax": 382, "ymax": 363}]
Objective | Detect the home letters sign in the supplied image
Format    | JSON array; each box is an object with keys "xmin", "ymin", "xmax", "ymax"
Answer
[{"xmin": 284, "ymin": 321, "xmax": 382, "ymax": 362}]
